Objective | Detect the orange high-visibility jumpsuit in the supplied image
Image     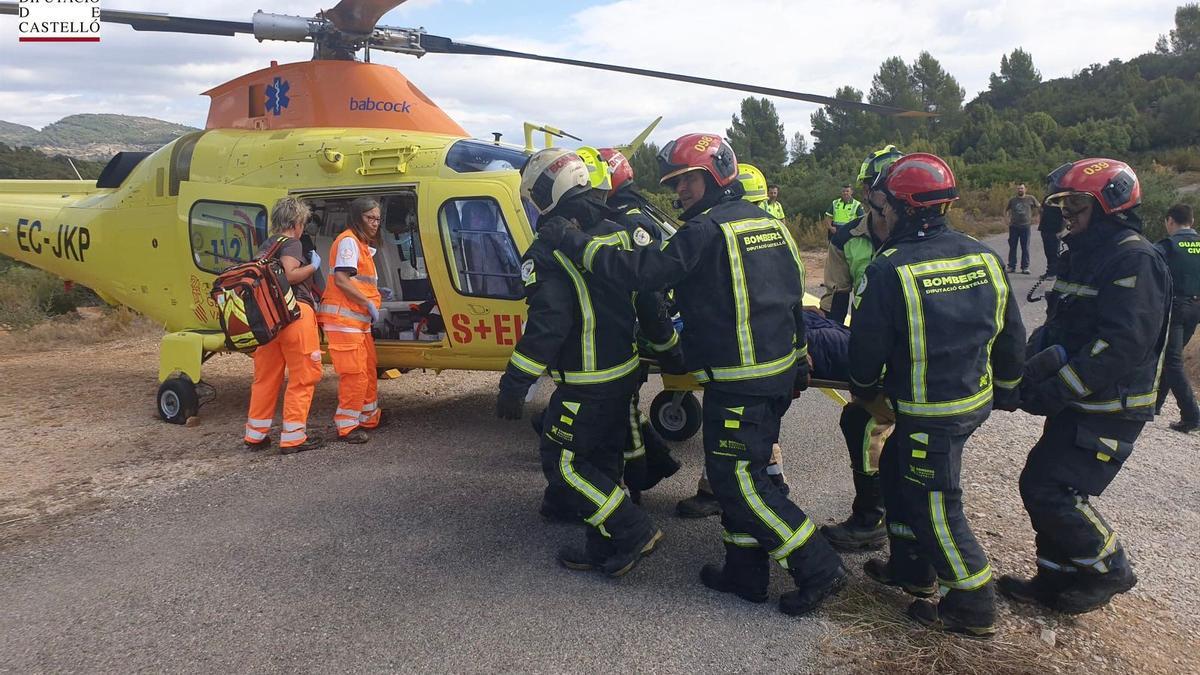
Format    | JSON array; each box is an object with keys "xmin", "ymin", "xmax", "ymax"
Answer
[
  {"xmin": 244, "ymin": 255, "xmax": 324, "ymax": 449},
  {"xmin": 318, "ymin": 230, "xmax": 383, "ymax": 437}
]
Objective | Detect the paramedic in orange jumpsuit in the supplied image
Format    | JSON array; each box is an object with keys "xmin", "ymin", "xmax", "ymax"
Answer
[
  {"xmin": 243, "ymin": 196, "xmax": 325, "ymax": 453},
  {"xmin": 318, "ymin": 197, "xmax": 384, "ymax": 443}
]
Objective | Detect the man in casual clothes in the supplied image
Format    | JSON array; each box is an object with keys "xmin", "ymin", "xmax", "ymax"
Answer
[
  {"xmin": 1155, "ymin": 204, "xmax": 1200, "ymax": 433},
  {"xmin": 1005, "ymin": 184, "xmax": 1040, "ymax": 274}
]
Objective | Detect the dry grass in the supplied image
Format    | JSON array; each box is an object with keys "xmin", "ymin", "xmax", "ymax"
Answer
[
  {"xmin": 0, "ymin": 306, "xmax": 159, "ymax": 351},
  {"xmin": 819, "ymin": 585, "xmax": 1065, "ymax": 675}
]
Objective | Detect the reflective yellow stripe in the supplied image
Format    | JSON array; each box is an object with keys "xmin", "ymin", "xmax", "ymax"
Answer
[
  {"xmin": 888, "ymin": 522, "xmax": 917, "ymax": 540},
  {"xmin": 648, "ymin": 331, "xmax": 680, "ymax": 352},
  {"xmin": 508, "ymin": 349, "xmax": 546, "ymax": 377},
  {"xmin": 724, "ymin": 420, "xmax": 741, "ymax": 429},
  {"xmin": 585, "ymin": 485, "xmax": 626, "ymax": 527},
  {"xmin": 317, "ymin": 303, "xmax": 371, "ymax": 324},
  {"xmin": 1069, "ymin": 390, "xmax": 1157, "ymax": 413},
  {"xmin": 559, "ymin": 448, "xmax": 608, "ymax": 509},
  {"xmin": 896, "ymin": 386, "xmax": 993, "ymax": 417},
  {"xmin": 551, "ymin": 353, "xmax": 641, "ymax": 386},
  {"xmin": 553, "ymin": 251, "xmax": 596, "ymax": 371},
  {"xmin": 1090, "ymin": 339, "xmax": 1110, "ymax": 356},
  {"xmin": 897, "ymin": 266, "xmax": 927, "ymax": 402},
  {"xmin": 930, "ymin": 491, "xmax": 970, "ymax": 580},
  {"xmin": 1058, "ymin": 364, "xmax": 1091, "ymax": 396},
  {"xmin": 732, "ymin": 460, "xmax": 813, "ymax": 562},
  {"xmin": 719, "ymin": 223, "xmax": 755, "ymax": 366},
  {"xmin": 861, "ymin": 416, "xmax": 877, "ymax": 472},
  {"xmin": 625, "ymin": 400, "xmax": 644, "ymax": 460},
  {"xmin": 691, "ymin": 349, "xmax": 799, "ymax": 384},
  {"xmin": 940, "ymin": 564, "xmax": 993, "ymax": 591},
  {"xmin": 582, "ymin": 231, "xmax": 631, "ymax": 271},
  {"xmin": 1052, "ymin": 280, "xmax": 1099, "ymax": 297},
  {"xmin": 994, "ymin": 376, "xmax": 1022, "ymax": 390},
  {"xmin": 1113, "ymin": 275, "xmax": 1137, "ymax": 288},
  {"xmin": 722, "ymin": 530, "xmax": 761, "ymax": 547}
]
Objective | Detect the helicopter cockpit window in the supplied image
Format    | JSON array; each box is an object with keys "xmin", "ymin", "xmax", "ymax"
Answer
[
  {"xmin": 439, "ymin": 198, "xmax": 523, "ymax": 300},
  {"xmin": 444, "ymin": 140, "xmax": 530, "ymax": 174},
  {"xmin": 189, "ymin": 200, "xmax": 268, "ymax": 273}
]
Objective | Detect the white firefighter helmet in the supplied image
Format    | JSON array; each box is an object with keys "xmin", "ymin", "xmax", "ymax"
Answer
[{"xmin": 520, "ymin": 148, "xmax": 591, "ymax": 215}]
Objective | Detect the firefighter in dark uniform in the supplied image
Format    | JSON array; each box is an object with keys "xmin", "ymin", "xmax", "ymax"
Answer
[
  {"xmin": 496, "ymin": 148, "xmax": 682, "ymax": 577},
  {"xmin": 1001, "ymin": 159, "xmax": 1170, "ymax": 614},
  {"xmin": 850, "ymin": 153, "xmax": 1026, "ymax": 637},
  {"xmin": 539, "ymin": 133, "xmax": 846, "ymax": 616}
]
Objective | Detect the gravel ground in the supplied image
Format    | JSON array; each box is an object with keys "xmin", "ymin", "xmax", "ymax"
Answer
[{"xmin": 0, "ymin": 232, "xmax": 1196, "ymax": 673}]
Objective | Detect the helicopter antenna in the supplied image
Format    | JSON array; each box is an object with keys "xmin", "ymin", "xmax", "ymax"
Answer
[{"xmin": 66, "ymin": 157, "xmax": 83, "ymax": 181}]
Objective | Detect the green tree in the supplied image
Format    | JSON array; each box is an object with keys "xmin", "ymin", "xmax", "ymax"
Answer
[
  {"xmin": 725, "ymin": 97, "xmax": 787, "ymax": 173},
  {"xmin": 870, "ymin": 56, "xmax": 922, "ymax": 141},
  {"xmin": 911, "ymin": 51, "xmax": 966, "ymax": 132},
  {"xmin": 1160, "ymin": 3, "xmax": 1200, "ymax": 54},
  {"xmin": 810, "ymin": 86, "xmax": 878, "ymax": 157},
  {"xmin": 629, "ymin": 142, "xmax": 662, "ymax": 193},
  {"xmin": 788, "ymin": 132, "xmax": 809, "ymax": 164},
  {"xmin": 987, "ymin": 48, "xmax": 1042, "ymax": 106}
]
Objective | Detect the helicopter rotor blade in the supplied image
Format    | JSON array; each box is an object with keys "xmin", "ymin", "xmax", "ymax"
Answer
[
  {"xmin": 322, "ymin": 0, "xmax": 407, "ymax": 36},
  {"xmin": 415, "ymin": 35, "xmax": 933, "ymax": 118}
]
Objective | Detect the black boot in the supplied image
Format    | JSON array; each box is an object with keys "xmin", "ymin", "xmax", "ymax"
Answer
[
  {"xmin": 700, "ymin": 543, "xmax": 770, "ymax": 604},
  {"xmin": 908, "ymin": 585, "xmax": 997, "ymax": 639},
  {"xmin": 779, "ymin": 567, "xmax": 847, "ymax": 616},
  {"xmin": 779, "ymin": 538, "xmax": 848, "ymax": 616},
  {"xmin": 602, "ymin": 527, "xmax": 664, "ymax": 578},
  {"xmin": 676, "ymin": 489, "xmax": 722, "ymax": 518},
  {"xmin": 1054, "ymin": 551, "xmax": 1137, "ymax": 614},
  {"xmin": 821, "ymin": 473, "xmax": 886, "ymax": 551},
  {"xmin": 997, "ymin": 567, "xmax": 1077, "ymax": 608},
  {"xmin": 863, "ymin": 558, "xmax": 938, "ymax": 598},
  {"xmin": 557, "ymin": 531, "xmax": 613, "ymax": 571}
]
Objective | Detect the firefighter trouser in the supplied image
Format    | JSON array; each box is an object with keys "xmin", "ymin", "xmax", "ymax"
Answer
[
  {"xmin": 1019, "ymin": 411, "xmax": 1142, "ymax": 575},
  {"xmin": 326, "ymin": 330, "xmax": 380, "ymax": 437},
  {"xmin": 703, "ymin": 388, "xmax": 842, "ymax": 586},
  {"xmin": 245, "ymin": 302, "xmax": 323, "ymax": 448},
  {"xmin": 838, "ymin": 402, "xmax": 893, "ymax": 525},
  {"xmin": 539, "ymin": 388, "xmax": 654, "ymax": 553},
  {"xmin": 880, "ymin": 420, "xmax": 992, "ymax": 609}
]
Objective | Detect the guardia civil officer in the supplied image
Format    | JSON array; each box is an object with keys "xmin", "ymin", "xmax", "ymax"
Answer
[
  {"xmin": 1002, "ymin": 159, "xmax": 1170, "ymax": 614},
  {"xmin": 496, "ymin": 148, "xmax": 681, "ymax": 577},
  {"xmin": 539, "ymin": 134, "xmax": 846, "ymax": 616},
  {"xmin": 1155, "ymin": 203, "xmax": 1200, "ymax": 433},
  {"xmin": 850, "ymin": 153, "xmax": 1025, "ymax": 637}
]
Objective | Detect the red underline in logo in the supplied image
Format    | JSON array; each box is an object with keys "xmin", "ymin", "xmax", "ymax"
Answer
[{"xmin": 19, "ymin": 37, "xmax": 101, "ymax": 42}]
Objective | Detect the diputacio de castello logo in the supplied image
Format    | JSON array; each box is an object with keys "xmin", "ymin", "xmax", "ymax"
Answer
[{"xmin": 14, "ymin": 0, "xmax": 101, "ymax": 43}]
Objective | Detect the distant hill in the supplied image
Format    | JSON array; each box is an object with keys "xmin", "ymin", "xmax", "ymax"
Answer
[
  {"xmin": 0, "ymin": 144, "xmax": 107, "ymax": 180},
  {"xmin": 0, "ymin": 114, "xmax": 199, "ymax": 161}
]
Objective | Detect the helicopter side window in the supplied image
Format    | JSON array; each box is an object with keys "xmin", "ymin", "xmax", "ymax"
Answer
[
  {"xmin": 189, "ymin": 200, "xmax": 268, "ymax": 273},
  {"xmin": 444, "ymin": 140, "xmax": 529, "ymax": 174},
  {"xmin": 438, "ymin": 198, "xmax": 523, "ymax": 300}
]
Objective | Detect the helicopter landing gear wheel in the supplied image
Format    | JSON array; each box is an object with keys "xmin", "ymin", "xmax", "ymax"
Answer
[
  {"xmin": 157, "ymin": 377, "xmax": 199, "ymax": 425},
  {"xmin": 649, "ymin": 390, "xmax": 702, "ymax": 442}
]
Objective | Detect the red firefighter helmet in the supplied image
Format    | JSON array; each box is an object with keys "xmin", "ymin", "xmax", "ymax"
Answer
[
  {"xmin": 872, "ymin": 152, "xmax": 959, "ymax": 209},
  {"xmin": 598, "ymin": 148, "xmax": 635, "ymax": 194},
  {"xmin": 1045, "ymin": 158, "xmax": 1140, "ymax": 215},
  {"xmin": 657, "ymin": 133, "xmax": 739, "ymax": 187}
]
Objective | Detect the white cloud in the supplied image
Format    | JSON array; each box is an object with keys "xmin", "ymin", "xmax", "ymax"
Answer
[{"xmin": 0, "ymin": 0, "xmax": 1182, "ymax": 151}]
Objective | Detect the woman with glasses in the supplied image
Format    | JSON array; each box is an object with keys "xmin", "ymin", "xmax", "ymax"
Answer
[{"xmin": 317, "ymin": 197, "xmax": 384, "ymax": 443}]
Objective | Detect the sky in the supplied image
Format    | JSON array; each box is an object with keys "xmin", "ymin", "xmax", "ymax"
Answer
[{"xmin": 0, "ymin": 0, "xmax": 1184, "ymax": 149}]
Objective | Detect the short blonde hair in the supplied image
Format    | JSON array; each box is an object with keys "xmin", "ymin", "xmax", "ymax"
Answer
[{"xmin": 270, "ymin": 197, "xmax": 311, "ymax": 235}]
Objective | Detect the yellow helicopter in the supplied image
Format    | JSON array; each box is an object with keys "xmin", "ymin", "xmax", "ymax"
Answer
[{"xmin": 0, "ymin": 0, "xmax": 924, "ymax": 437}]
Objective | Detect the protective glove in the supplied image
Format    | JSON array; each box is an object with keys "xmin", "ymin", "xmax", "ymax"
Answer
[
  {"xmin": 379, "ymin": 287, "xmax": 395, "ymax": 301},
  {"xmin": 1019, "ymin": 379, "xmax": 1068, "ymax": 418},
  {"xmin": 367, "ymin": 303, "xmax": 381, "ymax": 324},
  {"xmin": 496, "ymin": 388, "xmax": 526, "ymax": 420},
  {"xmin": 993, "ymin": 385, "xmax": 1021, "ymax": 412},
  {"xmin": 536, "ymin": 216, "xmax": 579, "ymax": 248},
  {"xmin": 308, "ymin": 250, "xmax": 322, "ymax": 271},
  {"xmin": 1024, "ymin": 345, "xmax": 1068, "ymax": 384},
  {"xmin": 791, "ymin": 357, "xmax": 811, "ymax": 398},
  {"xmin": 623, "ymin": 454, "xmax": 650, "ymax": 491},
  {"xmin": 655, "ymin": 346, "xmax": 688, "ymax": 375}
]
